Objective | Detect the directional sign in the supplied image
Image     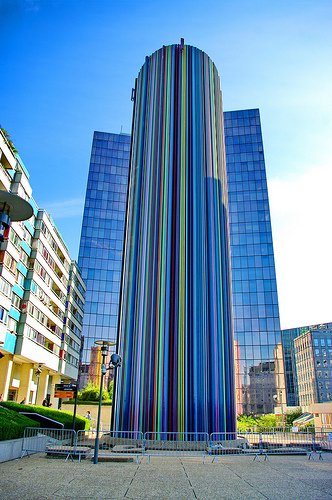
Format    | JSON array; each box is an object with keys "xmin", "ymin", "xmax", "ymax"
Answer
[
  {"xmin": 54, "ymin": 390, "xmax": 75, "ymax": 398},
  {"xmin": 54, "ymin": 383, "xmax": 77, "ymax": 398}
]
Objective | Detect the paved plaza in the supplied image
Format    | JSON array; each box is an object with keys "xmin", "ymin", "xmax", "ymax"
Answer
[{"xmin": 0, "ymin": 453, "xmax": 331, "ymax": 499}]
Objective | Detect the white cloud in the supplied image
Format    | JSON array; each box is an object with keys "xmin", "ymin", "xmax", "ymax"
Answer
[
  {"xmin": 269, "ymin": 163, "xmax": 332, "ymax": 329},
  {"xmin": 41, "ymin": 197, "xmax": 84, "ymax": 219}
]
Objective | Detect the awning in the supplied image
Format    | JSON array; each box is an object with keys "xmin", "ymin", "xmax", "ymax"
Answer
[{"xmin": 293, "ymin": 412, "xmax": 314, "ymax": 426}]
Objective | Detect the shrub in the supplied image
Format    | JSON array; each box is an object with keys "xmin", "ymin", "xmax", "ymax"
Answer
[
  {"xmin": 0, "ymin": 407, "xmax": 39, "ymax": 441},
  {"xmin": 237, "ymin": 414, "xmax": 257, "ymax": 432},
  {"xmin": 0, "ymin": 402, "xmax": 89, "ymax": 431},
  {"xmin": 78, "ymin": 382, "xmax": 111, "ymax": 402},
  {"xmin": 255, "ymin": 413, "xmax": 278, "ymax": 429}
]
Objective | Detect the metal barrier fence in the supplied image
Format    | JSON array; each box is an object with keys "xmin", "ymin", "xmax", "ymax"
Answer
[
  {"xmin": 211, "ymin": 431, "xmax": 314, "ymax": 456},
  {"xmin": 22, "ymin": 428, "xmax": 78, "ymax": 461},
  {"xmin": 76, "ymin": 430, "xmax": 144, "ymax": 463},
  {"xmin": 21, "ymin": 428, "xmax": 331, "ymax": 462},
  {"xmin": 315, "ymin": 431, "xmax": 332, "ymax": 452},
  {"xmin": 144, "ymin": 432, "xmax": 209, "ymax": 462}
]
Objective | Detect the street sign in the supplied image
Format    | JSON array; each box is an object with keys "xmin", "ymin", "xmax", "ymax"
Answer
[
  {"xmin": 54, "ymin": 390, "xmax": 75, "ymax": 398},
  {"xmin": 54, "ymin": 383, "xmax": 77, "ymax": 399}
]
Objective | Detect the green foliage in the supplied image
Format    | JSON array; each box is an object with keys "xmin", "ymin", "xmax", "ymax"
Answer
[
  {"xmin": 77, "ymin": 381, "xmax": 112, "ymax": 403},
  {"xmin": 237, "ymin": 413, "xmax": 279, "ymax": 431},
  {"xmin": 237, "ymin": 414, "xmax": 257, "ymax": 431},
  {"xmin": 0, "ymin": 127, "xmax": 18, "ymax": 154},
  {"xmin": 284, "ymin": 409, "xmax": 303, "ymax": 426},
  {"xmin": 0, "ymin": 402, "xmax": 89, "ymax": 431},
  {"xmin": 0, "ymin": 407, "xmax": 39, "ymax": 441},
  {"xmin": 255, "ymin": 413, "xmax": 278, "ymax": 429}
]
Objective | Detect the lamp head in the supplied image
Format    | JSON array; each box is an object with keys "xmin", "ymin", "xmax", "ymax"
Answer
[{"xmin": 110, "ymin": 353, "xmax": 122, "ymax": 368}]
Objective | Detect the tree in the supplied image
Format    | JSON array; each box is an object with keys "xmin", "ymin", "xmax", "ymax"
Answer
[{"xmin": 285, "ymin": 408, "xmax": 302, "ymax": 426}]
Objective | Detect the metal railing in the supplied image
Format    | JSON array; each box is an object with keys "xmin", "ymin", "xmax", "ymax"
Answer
[
  {"xmin": 22, "ymin": 428, "xmax": 79, "ymax": 461},
  {"xmin": 20, "ymin": 428, "xmax": 331, "ymax": 462},
  {"xmin": 77, "ymin": 430, "xmax": 144, "ymax": 463},
  {"xmin": 144, "ymin": 432, "xmax": 209, "ymax": 462},
  {"xmin": 315, "ymin": 430, "xmax": 332, "ymax": 452}
]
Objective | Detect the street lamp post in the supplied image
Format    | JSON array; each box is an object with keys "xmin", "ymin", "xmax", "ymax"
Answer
[
  {"xmin": 93, "ymin": 340, "xmax": 121, "ymax": 465},
  {"xmin": 34, "ymin": 363, "xmax": 45, "ymax": 405}
]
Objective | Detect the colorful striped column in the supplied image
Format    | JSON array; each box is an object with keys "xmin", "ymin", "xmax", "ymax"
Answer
[{"xmin": 113, "ymin": 42, "xmax": 235, "ymax": 434}]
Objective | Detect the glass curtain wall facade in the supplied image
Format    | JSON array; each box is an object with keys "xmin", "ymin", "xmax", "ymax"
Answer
[
  {"xmin": 224, "ymin": 109, "xmax": 282, "ymax": 415},
  {"xmin": 79, "ymin": 112, "xmax": 283, "ymax": 417},
  {"xmin": 77, "ymin": 132, "xmax": 130, "ymax": 387}
]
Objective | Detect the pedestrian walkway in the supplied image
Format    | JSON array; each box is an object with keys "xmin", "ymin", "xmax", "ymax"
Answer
[{"xmin": 0, "ymin": 453, "xmax": 331, "ymax": 499}]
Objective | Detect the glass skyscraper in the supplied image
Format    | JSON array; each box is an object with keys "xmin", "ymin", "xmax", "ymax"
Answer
[
  {"xmin": 78, "ymin": 132, "xmax": 130, "ymax": 387},
  {"xmin": 224, "ymin": 109, "xmax": 282, "ymax": 415},
  {"xmin": 79, "ymin": 115, "xmax": 282, "ymax": 416}
]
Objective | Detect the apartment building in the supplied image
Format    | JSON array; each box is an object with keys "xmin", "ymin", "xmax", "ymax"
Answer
[
  {"xmin": 294, "ymin": 326, "xmax": 332, "ymax": 407},
  {"xmin": 281, "ymin": 322, "xmax": 332, "ymax": 406},
  {"xmin": 0, "ymin": 128, "xmax": 85, "ymax": 405}
]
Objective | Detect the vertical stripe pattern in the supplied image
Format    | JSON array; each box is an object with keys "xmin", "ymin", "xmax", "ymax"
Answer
[{"xmin": 113, "ymin": 43, "xmax": 235, "ymax": 434}]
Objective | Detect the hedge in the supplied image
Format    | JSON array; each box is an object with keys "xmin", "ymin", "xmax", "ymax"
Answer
[
  {"xmin": 0, "ymin": 402, "xmax": 90, "ymax": 431},
  {"xmin": 0, "ymin": 407, "xmax": 39, "ymax": 441},
  {"xmin": 63, "ymin": 400, "xmax": 112, "ymax": 406}
]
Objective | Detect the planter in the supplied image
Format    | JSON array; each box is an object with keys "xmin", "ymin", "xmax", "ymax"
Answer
[
  {"xmin": 0, "ymin": 437, "xmax": 24, "ymax": 462},
  {"xmin": 0, "ymin": 435, "xmax": 44, "ymax": 463}
]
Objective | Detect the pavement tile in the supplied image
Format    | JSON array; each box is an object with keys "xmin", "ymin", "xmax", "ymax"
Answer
[{"xmin": 1, "ymin": 452, "xmax": 332, "ymax": 499}]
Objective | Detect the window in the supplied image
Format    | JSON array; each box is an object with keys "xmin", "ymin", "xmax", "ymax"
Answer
[
  {"xmin": 7, "ymin": 317, "xmax": 17, "ymax": 333},
  {"xmin": 12, "ymin": 293, "xmax": 21, "ymax": 310},
  {"xmin": 9, "ymin": 229, "xmax": 20, "ymax": 248},
  {"xmin": 64, "ymin": 351, "xmax": 79, "ymax": 367},
  {"xmin": 4, "ymin": 253, "xmax": 17, "ymax": 274},
  {"xmin": 0, "ymin": 277, "xmax": 11, "ymax": 298},
  {"xmin": 19, "ymin": 249, "xmax": 29, "ymax": 267},
  {"xmin": 0, "ymin": 306, "xmax": 8, "ymax": 323},
  {"xmin": 26, "ymin": 325, "xmax": 60, "ymax": 355},
  {"xmin": 22, "ymin": 227, "xmax": 32, "ymax": 246},
  {"xmin": 16, "ymin": 271, "xmax": 25, "ymax": 287}
]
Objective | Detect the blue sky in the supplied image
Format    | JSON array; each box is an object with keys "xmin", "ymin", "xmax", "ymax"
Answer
[{"xmin": 1, "ymin": 0, "xmax": 332, "ymax": 328}]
